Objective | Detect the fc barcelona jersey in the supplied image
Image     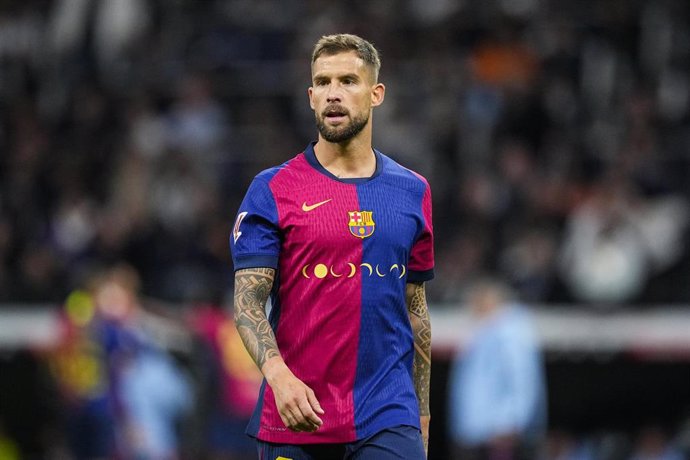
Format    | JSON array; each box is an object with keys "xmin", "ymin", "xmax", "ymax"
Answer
[{"xmin": 230, "ymin": 142, "xmax": 434, "ymax": 444}]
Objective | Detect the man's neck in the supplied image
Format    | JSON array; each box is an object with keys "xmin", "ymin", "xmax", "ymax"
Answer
[{"xmin": 313, "ymin": 136, "xmax": 376, "ymax": 179}]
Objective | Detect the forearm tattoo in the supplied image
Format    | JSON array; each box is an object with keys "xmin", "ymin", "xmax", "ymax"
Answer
[
  {"xmin": 407, "ymin": 282, "xmax": 431, "ymax": 417},
  {"xmin": 234, "ymin": 268, "xmax": 280, "ymax": 370}
]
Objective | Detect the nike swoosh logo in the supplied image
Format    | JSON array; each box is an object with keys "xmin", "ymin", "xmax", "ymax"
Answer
[{"xmin": 302, "ymin": 199, "xmax": 332, "ymax": 212}]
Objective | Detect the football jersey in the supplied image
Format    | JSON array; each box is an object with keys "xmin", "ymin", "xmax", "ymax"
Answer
[{"xmin": 230, "ymin": 142, "xmax": 434, "ymax": 444}]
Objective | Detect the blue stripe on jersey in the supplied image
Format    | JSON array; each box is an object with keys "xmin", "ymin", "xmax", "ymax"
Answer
[
  {"xmin": 246, "ymin": 379, "xmax": 267, "ymax": 438},
  {"xmin": 352, "ymin": 155, "xmax": 426, "ymax": 438}
]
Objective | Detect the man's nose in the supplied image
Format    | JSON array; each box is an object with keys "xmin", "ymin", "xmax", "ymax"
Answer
[{"xmin": 326, "ymin": 84, "xmax": 342, "ymax": 102}]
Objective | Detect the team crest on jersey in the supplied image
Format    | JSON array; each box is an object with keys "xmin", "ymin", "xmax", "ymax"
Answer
[{"xmin": 348, "ymin": 211, "xmax": 375, "ymax": 238}]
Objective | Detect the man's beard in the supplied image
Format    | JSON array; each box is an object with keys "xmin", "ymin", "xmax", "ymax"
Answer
[{"xmin": 316, "ymin": 111, "xmax": 369, "ymax": 143}]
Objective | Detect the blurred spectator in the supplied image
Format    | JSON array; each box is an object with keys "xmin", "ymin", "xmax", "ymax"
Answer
[
  {"xmin": 166, "ymin": 74, "xmax": 228, "ymax": 164},
  {"xmin": 0, "ymin": 218, "xmax": 12, "ymax": 301},
  {"xmin": 499, "ymin": 227, "xmax": 558, "ymax": 303},
  {"xmin": 47, "ymin": 0, "xmax": 150, "ymax": 86},
  {"xmin": 118, "ymin": 344, "xmax": 192, "ymax": 460},
  {"xmin": 448, "ymin": 279, "xmax": 547, "ymax": 460},
  {"xmin": 628, "ymin": 425, "xmax": 686, "ymax": 460},
  {"xmin": 147, "ymin": 150, "xmax": 210, "ymax": 235},
  {"xmin": 470, "ymin": 29, "xmax": 539, "ymax": 91},
  {"xmin": 559, "ymin": 175, "xmax": 688, "ymax": 305},
  {"xmin": 11, "ymin": 244, "xmax": 67, "ymax": 303},
  {"xmin": 540, "ymin": 430, "xmax": 596, "ymax": 460},
  {"xmin": 427, "ymin": 229, "xmax": 489, "ymax": 304}
]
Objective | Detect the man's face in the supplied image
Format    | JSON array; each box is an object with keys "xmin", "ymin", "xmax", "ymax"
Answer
[{"xmin": 308, "ymin": 51, "xmax": 384, "ymax": 144}]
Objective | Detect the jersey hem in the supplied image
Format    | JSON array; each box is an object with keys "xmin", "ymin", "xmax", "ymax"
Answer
[
  {"xmin": 354, "ymin": 411, "xmax": 421, "ymax": 440},
  {"xmin": 249, "ymin": 415, "xmax": 421, "ymax": 445}
]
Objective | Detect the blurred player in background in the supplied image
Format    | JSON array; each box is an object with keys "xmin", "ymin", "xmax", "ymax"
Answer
[
  {"xmin": 93, "ymin": 265, "xmax": 192, "ymax": 460},
  {"xmin": 189, "ymin": 302, "xmax": 263, "ymax": 460},
  {"xmin": 48, "ymin": 287, "xmax": 116, "ymax": 459},
  {"xmin": 47, "ymin": 264, "xmax": 194, "ymax": 459},
  {"xmin": 448, "ymin": 279, "xmax": 547, "ymax": 460},
  {"xmin": 230, "ymin": 34, "xmax": 434, "ymax": 459}
]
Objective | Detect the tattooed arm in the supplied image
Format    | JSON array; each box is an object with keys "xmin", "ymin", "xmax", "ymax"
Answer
[
  {"xmin": 234, "ymin": 268, "xmax": 324, "ymax": 432},
  {"xmin": 406, "ymin": 281, "xmax": 432, "ymax": 456}
]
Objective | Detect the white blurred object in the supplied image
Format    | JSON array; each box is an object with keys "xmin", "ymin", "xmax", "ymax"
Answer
[
  {"xmin": 634, "ymin": 197, "xmax": 689, "ymax": 271},
  {"xmin": 657, "ymin": 68, "xmax": 690, "ymax": 122},
  {"xmin": 560, "ymin": 204, "xmax": 647, "ymax": 304},
  {"xmin": 47, "ymin": 0, "xmax": 90, "ymax": 56},
  {"xmin": 93, "ymin": 0, "xmax": 149, "ymax": 64},
  {"xmin": 499, "ymin": 0, "xmax": 540, "ymax": 18},
  {"xmin": 51, "ymin": 198, "xmax": 97, "ymax": 257},
  {"xmin": 407, "ymin": 0, "xmax": 464, "ymax": 26},
  {"xmin": 559, "ymin": 187, "xmax": 688, "ymax": 304}
]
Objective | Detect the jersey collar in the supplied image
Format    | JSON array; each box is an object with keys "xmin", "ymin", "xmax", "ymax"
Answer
[{"xmin": 304, "ymin": 141, "xmax": 383, "ymax": 184}]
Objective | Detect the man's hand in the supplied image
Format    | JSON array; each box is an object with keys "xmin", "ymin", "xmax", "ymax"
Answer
[
  {"xmin": 420, "ymin": 415, "xmax": 430, "ymax": 456},
  {"xmin": 264, "ymin": 358, "xmax": 325, "ymax": 432}
]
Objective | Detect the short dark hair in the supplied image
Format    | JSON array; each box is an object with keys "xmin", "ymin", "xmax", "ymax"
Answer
[{"xmin": 312, "ymin": 34, "xmax": 381, "ymax": 81}]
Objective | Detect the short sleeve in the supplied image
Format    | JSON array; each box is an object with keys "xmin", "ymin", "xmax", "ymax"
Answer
[
  {"xmin": 407, "ymin": 182, "xmax": 434, "ymax": 282},
  {"xmin": 230, "ymin": 177, "xmax": 281, "ymax": 271}
]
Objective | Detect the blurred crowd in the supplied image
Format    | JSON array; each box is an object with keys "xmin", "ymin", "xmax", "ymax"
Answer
[{"xmin": 1, "ymin": 0, "xmax": 690, "ymax": 307}]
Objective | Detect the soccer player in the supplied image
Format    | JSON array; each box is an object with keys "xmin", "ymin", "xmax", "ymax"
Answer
[{"xmin": 230, "ymin": 33, "xmax": 434, "ymax": 460}]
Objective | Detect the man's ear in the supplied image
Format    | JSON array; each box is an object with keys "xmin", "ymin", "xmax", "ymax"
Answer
[
  {"xmin": 308, "ymin": 86, "xmax": 315, "ymax": 110},
  {"xmin": 371, "ymin": 83, "xmax": 385, "ymax": 107}
]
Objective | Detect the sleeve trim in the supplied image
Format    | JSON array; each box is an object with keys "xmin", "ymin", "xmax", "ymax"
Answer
[
  {"xmin": 407, "ymin": 268, "xmax": 435, "ymax": 283},
  {"xmin": 233, "ymin": 254, "xmax": 279, "ymax": 271}
]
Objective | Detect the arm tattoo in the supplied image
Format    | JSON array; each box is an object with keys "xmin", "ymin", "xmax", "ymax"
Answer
[
  {"xmin": 407, "ymin": 282, "xmax": 431, "ymax": 417},
  {"xmin": 234, "ymin": 268, "xmax": 280, "ymax": 370}
]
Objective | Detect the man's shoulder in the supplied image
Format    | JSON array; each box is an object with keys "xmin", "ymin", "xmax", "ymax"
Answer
[
  {"xmin": 377, "ymin": 151, "xmax": 430, "ymax": 193},
  {"xmin": 251, "ymin": 152, "xmax": 306, "ymax": 184}
]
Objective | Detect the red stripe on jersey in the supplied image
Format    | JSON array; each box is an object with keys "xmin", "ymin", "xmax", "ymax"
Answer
[
  {"xmin": 408, "ymin": 174, "xmax": 434, "ymax": 273},
  {"xmin": 258, "ymin": 154, "xmax": 361, "ymax": 443}
]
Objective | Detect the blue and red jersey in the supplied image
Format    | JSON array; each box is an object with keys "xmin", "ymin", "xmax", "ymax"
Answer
[{"xmin": 230, "ymin": 142, "xmax": 434, "ymax": 444}]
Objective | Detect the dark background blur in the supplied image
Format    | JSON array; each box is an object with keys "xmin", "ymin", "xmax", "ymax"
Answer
[{"xmin": 1, "ymin": 0, "xmax": 690, "ymax": 459}]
